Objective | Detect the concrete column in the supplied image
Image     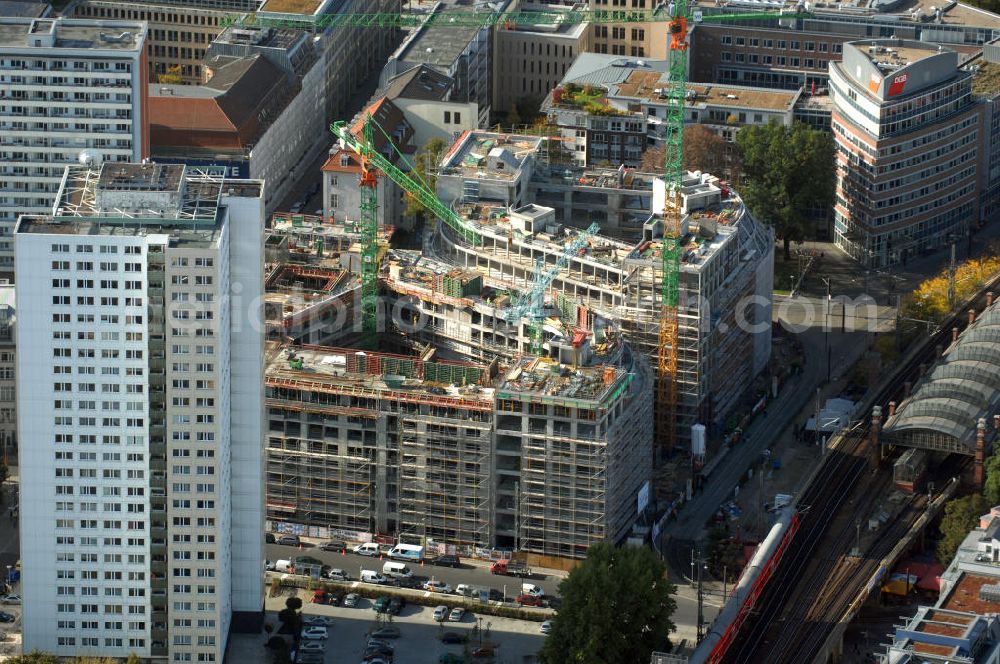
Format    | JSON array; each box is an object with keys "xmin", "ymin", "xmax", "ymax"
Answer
[{"xmin": 975, "ymin": 418, "xmax": 988, "ymax": 489}]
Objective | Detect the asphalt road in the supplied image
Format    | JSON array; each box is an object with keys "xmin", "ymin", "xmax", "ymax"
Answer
[{"xmin": 265, "ymin": 543, "xmax": 564, "ymax": 600}]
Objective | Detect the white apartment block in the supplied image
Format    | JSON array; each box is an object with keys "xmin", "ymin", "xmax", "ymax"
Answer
[
  {"xmin": 15, "ymin": 163, "xmax": 264, "ymax": 662},
  {"xmin": 0, "ymin": 17, "xmax": 149, "ymax": 274}
]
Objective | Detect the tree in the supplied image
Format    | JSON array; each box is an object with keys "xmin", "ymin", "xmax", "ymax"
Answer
[
  {"xmin": 157, "ymin": 65, "xmax": 183, "ymax": 85},
  {"xmin": 4, "ymin": 654, "xmax": 60, "ymax": 664},
  {"xmin": 404, "ymin": 137, "xmax": 448, "ymax": 218},
  {"xmin": 640, "ymin": 126, "xmax": 741, "ymax": 180},
  {"xmin": 937, "ymin": 493, "xmax": 990, "ymax": 563},
  {"xmin": 985, "ymin": 450, "xmax": 1000, "ymax": 505},
  {"xmin": 125, "ymin": 654, "xmax": 141, "ymax": 664},
  {"xmin": 506, "ymin": 103, "xmax": 522, "ymax": 128},
  {"xmin": 736, "ymin": 121, "xmax": 835, "ymax": 260},
  {"xmin": 538, "ymin": 543, "xmax": 676, "ymax": 664}
]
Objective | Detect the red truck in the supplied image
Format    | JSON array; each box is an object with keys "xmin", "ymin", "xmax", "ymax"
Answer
[{"xmin": 489, "ymin": 559, "xmax": 531, "ymax": 577}]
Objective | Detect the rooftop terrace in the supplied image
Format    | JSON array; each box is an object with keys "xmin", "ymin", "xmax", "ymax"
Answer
[{"xmin": 441, "ymin": 131, "xmax": 543, "ymax": 181}]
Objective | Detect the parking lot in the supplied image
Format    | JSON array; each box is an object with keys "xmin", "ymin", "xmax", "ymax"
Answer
[{"xmin": 231, "ymin": 586, "xmax": 548, "ymax": 664}]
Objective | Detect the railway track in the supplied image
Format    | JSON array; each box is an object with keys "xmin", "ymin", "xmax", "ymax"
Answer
[{"xmin": 721, "ymin": 277, "xmax": 1000, "ymax": 663}]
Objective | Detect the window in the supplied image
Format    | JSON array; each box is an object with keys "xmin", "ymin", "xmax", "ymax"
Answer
[{"xmin": 444, "ymin": 111, "xmax": 451, "ymax": 123}]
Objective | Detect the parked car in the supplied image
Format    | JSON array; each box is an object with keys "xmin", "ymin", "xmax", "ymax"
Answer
[
  {"xmin": 439, "ymin": 655, "xmax": 464, "ymax": 664},
  {"xmin": 366, "ymin": 638, "xmax": 393, "ymax": 652},
  {"xmin": 540, "ymin": 620, "xmax": 553, "ymax": 634},
  {"xmin": 516, "ymin": 594, "xmax": 543, "ymax": 607},
  {"xmin": 303, "ymin": 616, "xmax": 332, "ymax": 627},
  {"xmin": 392, "ymin": 576, "xmax": 423, "ymax": 589},
  {"xmin": 432, "ymin": 605, "xmax": 450, "ymax": 622},
  {"xmin": 363, "ymin": 644, "xmax": 393, "ymax": 659},
  {"xmin": 370, "ymin": 626, "xmax": 400, "ymax": 639},
  {"xmin": 296, "ymin": 654, "xmax": 324, "ymax": 664},
  {"xmin": 423, "ymin": 580, "xmax": 452, "ymax": 593},
  {"xmin": 0, "ymin": 611, "xmax": 14, "ymax": 623},
  {"xmin": 472, "ymin": 646, "xmax": 496, "ymax": 658},
  {"xmin": 387, "ymin": 596, "xmax": 405, "ymax": 615},
  {"xmin": 278, "ymin": 535, "xmax": 300, "ymax": 547},
  {"xmin": 294, "ymin": 555, "xmax": 324, "ymax": 568},
  {"xmin": 300, "ymin": 626, "xmax": 328, "ymax": 640},
  {"xmin": 354, "ymin": 542, "xmax": 380, "ymax": 556},
  {"xmin": 372, "ymin": 596, "xmax": 391, "ymax": 614},
  {"xmin": 441, "ymin": 632, "xmax": 467, "ymax": 645},
  {"xmin": 488, "ymin": 588, "xmax": 504, "ymax": 602},
  {"xmin": 298, "ymin": 641, "xmax": 324, "ymax": 653},
  {"xmin": 432, "ymin": 554, "xmax": 461, "ymax": 568},
  {"xmin": 320, "ymin": 540, "xmax": 346, "ymax": 552},
  {"xmin": 0, "ymin": 595, "xmax": 20, "ymax": 605},
  {"xmin": 266, "ymin": 533, "xmax": 276, "ymax": 543},
  {"xmin": 265, "ymin": 560, "xmax": 276, "ymax": 571},
  {"xmin": 325, "ymin": 568, "xmax": 350, "ymax": 581},
  {"xmin": 364, "ymin": 659, "xmax": 390, "ymax": 664},
  {"xmin": 448, "ymin": 607, "xmax": 465, "ymax": 622},
  {"xmin": 343, "ymin": 593, "xmax": 360, "ymax": 607}
]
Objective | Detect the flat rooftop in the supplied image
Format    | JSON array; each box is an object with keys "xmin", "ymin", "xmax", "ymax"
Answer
[
  {"xmin": 0, "ymin": 17, "xmax": 145, "ymax": 50},
  {"xmin": 972, "ymin": 58, "xmax": 1000, "ymax": 97},
  {"xmin": 258, "ymin": 0, "xmax": 324, "ymax": 16},
  {"xmin": 498, "ymin": 356, "xmax": 626, "ymax": 405},
  {"xmin": 441, "ymin": 131, "xmax": 542, "ymax": 181},
  {"xmin": 858, "ymin": 39, "xmax": 945, "ymax": 74},
  {"xmin": 689, "ymin": 0, "xmax": 1000, "ymax": 29},
  {"xmin": 265, "ymin": 343, "xmax": 496, "ymax": 403},
  {"xmin": 612, "ymin": 72, "xmax": 799, "ymax": 112}
]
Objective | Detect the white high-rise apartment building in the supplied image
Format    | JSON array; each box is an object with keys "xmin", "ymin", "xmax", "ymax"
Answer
[
  {"xmin": 15, "ymin": 163, "xmax": 264, "ymax": 662},
  {"xmin": 0, "ymin": 17, "xmax": 149, "ymax": 274}
]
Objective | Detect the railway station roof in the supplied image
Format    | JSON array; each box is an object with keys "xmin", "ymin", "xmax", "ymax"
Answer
[{"xmin": 884, "ymin": 302, "xmax": 1000, "ymax": 455}]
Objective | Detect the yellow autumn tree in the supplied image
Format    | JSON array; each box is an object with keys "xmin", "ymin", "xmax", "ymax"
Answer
[
  {"xmin": 903, "ymin": 255, "xmax": 1000, "ymax": 322},
  {"xmin": 157, "ymin": 65, "xmax": 183, "ymax": 85}
]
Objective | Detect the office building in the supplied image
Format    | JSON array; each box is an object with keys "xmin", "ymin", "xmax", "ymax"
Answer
[
  {"xmin": 15, "ymin": 162, "xmax": 264, "ymax": 661},
  {"xmin": 830, "ymin": 39, "xmax": 983, "ymax": 266},
  {"xmin": 0, "ymin": 17, "xmax": 149, "ymax": 274},
  {"xmin": 0, "ymin": 285, "xmax": 13, "ymax": 466},
  {"xmin": 151, "ymin": 26, "xmax": 329, "ymax": 213},
  {"xmin": 380, "ymin": 0, "xmax": 507, "ymax": 127},
  {"xmin": 68, "ymin": 1, "xmax": 229, "ymax": 84},
  {"xmin": 493, "ymin": 3, "xmax": 590, "ymax": 116}
]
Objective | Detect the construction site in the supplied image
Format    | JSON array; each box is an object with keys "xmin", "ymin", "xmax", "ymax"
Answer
[{"xmin": 261, "ymin": 119, "xmax": 774, "ymax": 561}]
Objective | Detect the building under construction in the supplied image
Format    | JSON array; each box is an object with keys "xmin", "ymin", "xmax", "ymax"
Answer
[
  {"xmin": 431, "ymin": 131, "xmax": 774, "ymax": 450},
  {"xmin": 264, "ymin": 322, "xmax": 652, "ymax": 559}
]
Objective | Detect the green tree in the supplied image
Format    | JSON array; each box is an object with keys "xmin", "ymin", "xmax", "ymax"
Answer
[
  {"xmin": 506, "ymin": 103, "xmax": 522, "ymax": 128},
  {"xmin": 937, "ymin": 493, "xmax": 990, "ymax": 563},
  {"xmin": 276, "ymin": 595, "xmax": 303, "ymax": 635},
  {"xmin": 4, "ymin": 654, "xmax": 60, "ymax": 664},
  {"xmin": 985, "ymin": 453, "xmax": 1000, "ymax": 505},
  {"xmin": 539, "ymin": 543, "xmax": 676, "ymax": 664},
  {"xmin": 405, "ymin": 137, "xmax": 448, "ymax": 218},
  {"xmin": 736, "ymin": 121, "xmax": 835, "ymax": 260}
]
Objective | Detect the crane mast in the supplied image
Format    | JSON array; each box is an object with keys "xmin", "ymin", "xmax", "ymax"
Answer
[{"xmin": 658, "ymin": 0, "xmax": 688, "ymax": 452}]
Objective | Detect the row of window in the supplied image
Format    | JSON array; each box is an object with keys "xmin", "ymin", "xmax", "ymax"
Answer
[
  {"xmin": 720, "ymin": 35, "xmax": 843, "ymax": 53},
  {"xmin": 50, "ymin": 244, "xmax": 139, "ymax": 255},
  {"xmin": 721, "ymin": 52, "xmax": 828, "ymax": 70}
]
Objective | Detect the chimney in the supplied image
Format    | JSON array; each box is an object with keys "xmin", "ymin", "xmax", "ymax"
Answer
[
  {"xmin": 888, "ymin": 401, "xmax": 897, "ymax": 417},
  {"xmin": 904, "ymin": 381, "xmax": 913, "ymax": 398},
  {"xmin": 975, "ymin": 417, "xmax": 988, "ymax": 489},
  {"xmin": 969, "ymin": 309, "xmax": 977, "ymax": 325},
  {"xmin": 951, "ymin": 327, "xmax": 958, "ymax": 343},
  {"xmin": 870, "ymin": 405, "xmax": 883, "ymax": 471},
  {"xmin": 994, "ymin": 414, "xmax": 1000, "ymax": 432},
  {"xmin": 988, "ymin": 292, "xmax": 995, "ymax": 307}
]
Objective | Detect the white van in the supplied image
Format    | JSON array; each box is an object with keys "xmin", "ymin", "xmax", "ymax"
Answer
[
  {"xmin": 522, "ymin": 583, "xmax": 544, "ymax": 598},
  {"xmin": 361, "ymin": 570, "xmax": 386, "ymax": 584},
  {"xmin": 382, "ymin": 561, "xmax": 412, "ymax": 578},
  {"xmin": 353, "ymin": 542, "xmax": 380, "ymax": 556},
  {"xmin": 274, "ymin": 559, "xmax": 293, "ymax": 574}
]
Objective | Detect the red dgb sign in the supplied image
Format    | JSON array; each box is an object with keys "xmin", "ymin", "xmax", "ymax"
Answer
[{"xmin": 888, "ymin": 73, "xmax": 908, "ymax": 96}]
